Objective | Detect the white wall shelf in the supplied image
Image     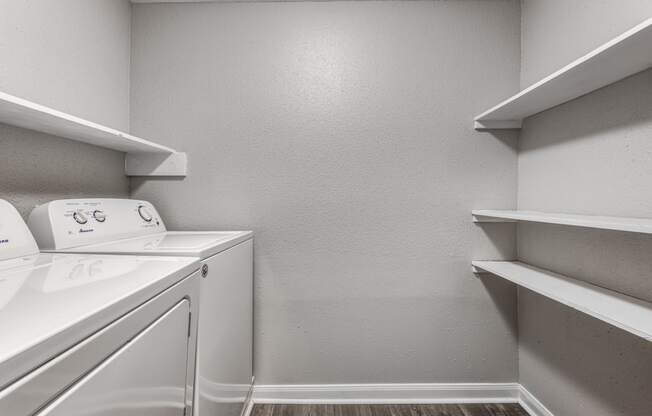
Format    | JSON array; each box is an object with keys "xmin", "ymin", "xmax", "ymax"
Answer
[
  {"xmin": 471, "ymin": 261, "xmax": 652, "ymax": 342},
  {"xmin": 0, "ymin": 91, "xmax": 187, "ymax": 176},
  {"xmin": 472, "ymin": 210, "xmax": 652, "ymax": 235},
  {"xmin": 474, "ymin": 17, "xmax": 652, "ymax": 130}
]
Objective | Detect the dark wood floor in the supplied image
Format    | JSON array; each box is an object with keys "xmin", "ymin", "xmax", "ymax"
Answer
[{"xmin": 252, "ymin": 403, "xmax": 529, "ymax": 416}]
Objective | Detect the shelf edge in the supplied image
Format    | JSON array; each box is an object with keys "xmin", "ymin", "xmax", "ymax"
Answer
[{"xmin": 472, "ymin": 210, "xmax": 652, "ymax": 235}]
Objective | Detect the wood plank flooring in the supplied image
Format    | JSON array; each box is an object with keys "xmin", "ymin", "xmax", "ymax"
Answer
[{"xmin": 252, "ymin": 403, "xmax": 529, "ymax": 416}]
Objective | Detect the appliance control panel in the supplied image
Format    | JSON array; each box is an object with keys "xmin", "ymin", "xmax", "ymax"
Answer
[
  {"xmin": 27, "ymin": 199, "xmax": 167, "ymax": 250},
  {"xmin": 0, "ymin": 199, "xmax": 40, "ymax": 261}
]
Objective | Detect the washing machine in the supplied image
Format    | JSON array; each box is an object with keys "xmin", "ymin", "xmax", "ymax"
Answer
[
  {"xmin": 0, "ymin": 199, "xmax": 201, "ymax": 416},
  {"xmin": 28, "ymin": 198, "xmax": 253, "ymax": 416}
]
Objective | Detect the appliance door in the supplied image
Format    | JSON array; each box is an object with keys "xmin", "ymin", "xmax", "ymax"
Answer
[
  {"xmin": 37, "ymin": 299, "xmax": 191, "ymax": 416},
  {"xmin": 196, "ymin": 239, "xmax": 253, "ymax": 416}
]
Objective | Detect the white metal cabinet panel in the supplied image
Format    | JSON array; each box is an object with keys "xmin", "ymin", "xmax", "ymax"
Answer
[
  {"xmin": 37, "ymin": 300, "xmax": 191, "ymax": 416},
  {"xmin": 195, "ymin": 239, "xmax": 253, "ymax": 416},
  {"xmin": 0, "ymin": 271, "xmax": 200, "ymax": 416},
  {"xmin": 0, "ymin": 254, "xmax": 198, "ymax": 390}
]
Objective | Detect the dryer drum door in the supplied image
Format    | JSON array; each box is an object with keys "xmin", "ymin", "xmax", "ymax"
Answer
[{"xmin": 37, "ymin": 300, "xmax": 191, "ymax": 416}]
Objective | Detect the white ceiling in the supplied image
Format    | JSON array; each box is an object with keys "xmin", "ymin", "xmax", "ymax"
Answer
[
  {"xmin": 131, "ymin": 0, "xmax": 359, "ymax": 2},
  {"xmin": 130, "ymin": 0, "xmax": 288, "ymax": 3},
  {"xmin": 131, "ymin": 1, "xmax": 223, "ymax": 3}
]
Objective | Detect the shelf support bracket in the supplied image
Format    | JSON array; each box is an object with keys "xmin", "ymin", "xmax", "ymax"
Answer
[
  {"xmin": 472, "ymin": 214, "xmax": 517, "ymax": 223},
  {"xmin": 473, "ymin": 119, "xmax": 522, "ymax": 130},
  {"xmin": 471, "ymin": 264, "xmax": 490, "ymax": 275},
  {"xmin": 125, "ymin": 152, "xmax": 188, "ymax": 177}
]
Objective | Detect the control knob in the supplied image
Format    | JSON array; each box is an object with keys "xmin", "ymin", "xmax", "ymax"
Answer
[
  {"xmin": 73, "ymin": 211, "xmax": 88, "ymax": 225},
  {"xmin": 93, "ymin": 210, "xmax": 106, "ymax": 222},
  {"xmin": 138, "ymin": 205, "xmax": 153, "ymax": 222}
]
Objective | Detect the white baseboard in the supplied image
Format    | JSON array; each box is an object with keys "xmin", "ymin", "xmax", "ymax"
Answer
[
  {"xmin": 518, "ymin": 385, "xmax": 554, "ymax": 416},
  {"xmin": 252, "ymin": 383, "xmax": 521, "ymax": 404},
  {"xmin": 251, "ymin": 383, "xmax": 553, "ymax": 416}
]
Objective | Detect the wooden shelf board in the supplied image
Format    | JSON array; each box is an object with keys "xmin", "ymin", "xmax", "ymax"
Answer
[
  {"xmin": 472, "ymin": 261, "xmax": 652, "ymax": 342},
  {"xmin": 474, "ymin": 17, "xmax": 652, "ymax": 129},
  {"xmin": 0, "ymin": 91, "xmax": 186, "ymax": 176},
  {"xmin": 472, "ymin": 209, "xmax": 652, "ymax": 235}
]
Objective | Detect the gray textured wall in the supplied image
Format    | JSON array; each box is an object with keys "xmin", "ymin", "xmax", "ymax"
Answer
[
  {"xmin": 520, "ymin": 0, "xmax": 652, "ymax": 88},
  {"xmin": 518, "ymin": 2, "xmax": 652, "ymax": 415},
  {"xmin": 130, "ymin": 1, "xmax": 521, "ymax": 384},
  {"xmin": 0, "ymin": 0, "xmax": 131, "ymax": 217}
]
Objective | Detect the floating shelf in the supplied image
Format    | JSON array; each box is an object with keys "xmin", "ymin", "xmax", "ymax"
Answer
[
  {"xmin": 472, "ymin": 210, "xmax": 652, "ymax": 235},
  {"xmin": 472, "ymin": 261, "xmax": 652, "ymax": 341},
  {"xmin": 474, "ymin": 17, "xmax": 652, "ymax": 130},
  {"xmin": 0, "ymin": 91, "xmax": 186, "ymax": 176}
]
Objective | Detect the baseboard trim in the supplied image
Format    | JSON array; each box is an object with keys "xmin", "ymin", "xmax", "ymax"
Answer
[
  {"xmin": 518, "ymin": 385, "xmax": 554, "ymax": 416},
  {"xmin": 251, "ymin": 383, "xmax": 554, "ymax": 416},
  {"xmin": 252, "ymin": 383, "xmax": 521, "ymax": 405}
]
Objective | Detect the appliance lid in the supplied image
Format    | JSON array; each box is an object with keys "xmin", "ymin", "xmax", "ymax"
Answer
[
  {"xmin": 0, "ymin": 252, "xmax": 199, "ymax": 388},
  {"xmin": 51, "ymin": 231, "xmax": 253, "ymax": 259}
]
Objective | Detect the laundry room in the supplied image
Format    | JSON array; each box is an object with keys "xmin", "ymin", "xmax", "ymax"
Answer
[{"xmin": 0, "ymin": 1, "xmax": 651, "ymax": 416}]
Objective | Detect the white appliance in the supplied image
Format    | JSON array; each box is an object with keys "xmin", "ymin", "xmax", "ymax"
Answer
[
  {"xmin": 28, "ymin": 198, "xmax": 253, "ymax": 416},
  {"xmin": 0, "ymin": 199, "xmax": 201, "ymax": 416}
]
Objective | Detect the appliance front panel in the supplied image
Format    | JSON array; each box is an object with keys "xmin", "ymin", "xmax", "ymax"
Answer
[
  {"xmin": 37, "ymin": 300, "xmax": 191, "ymax": 416},
  {"xmin": 0, "ymin": 273, "xmax": 199, "ymax": 416}
]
